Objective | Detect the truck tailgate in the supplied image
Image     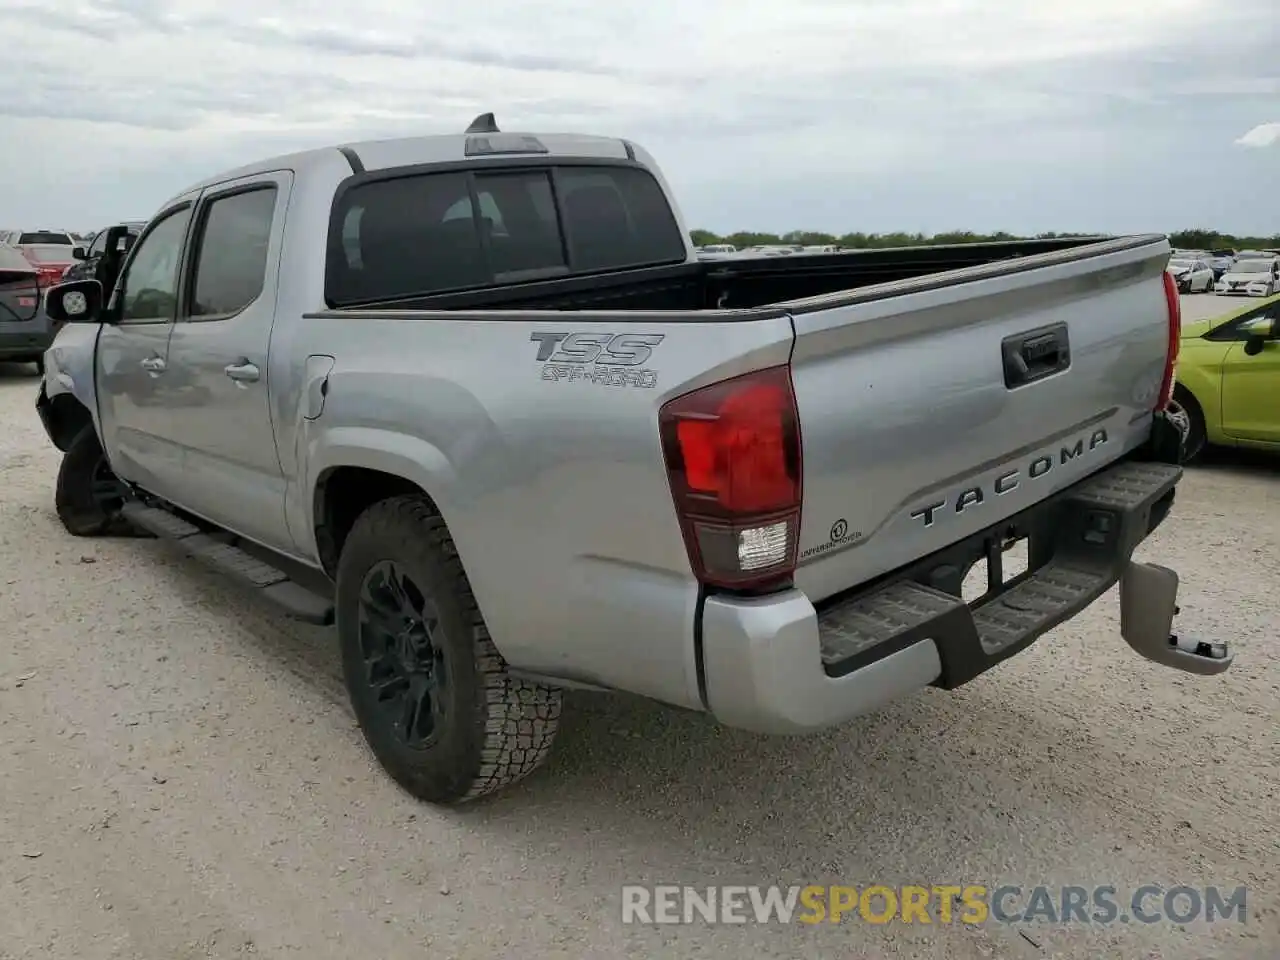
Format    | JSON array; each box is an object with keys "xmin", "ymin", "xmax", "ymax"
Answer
[{"xmin": 785, "ymin": 235, "xmax": 1174, "ymax": 604}]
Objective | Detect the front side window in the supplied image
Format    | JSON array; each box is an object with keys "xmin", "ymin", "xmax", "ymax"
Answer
[
  {"xmin": 118, "ymin": 206, "xmax": 191, "ymax": 322},
  {"xmin": 326, "ymin": 163, "xmax": 685, "ymax": 305},
  {"xmin": 188, "ymin": 187, "xmax": 277, "ymax": 319}
]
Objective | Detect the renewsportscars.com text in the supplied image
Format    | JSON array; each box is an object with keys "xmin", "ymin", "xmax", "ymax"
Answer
[{"xmin": 621, "ymin": 884, "xmax": 1248, "ymax": 926}]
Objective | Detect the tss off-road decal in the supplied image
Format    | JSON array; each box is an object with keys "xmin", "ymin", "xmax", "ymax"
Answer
[{"xmin": 530, "ymin": 332, "xmax": 665, "ymax": 389}]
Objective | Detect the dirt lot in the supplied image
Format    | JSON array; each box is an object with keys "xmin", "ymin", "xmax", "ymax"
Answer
[{"xmin": 0, "ymin": 293, "xmax": 1276, "ymax": 959}]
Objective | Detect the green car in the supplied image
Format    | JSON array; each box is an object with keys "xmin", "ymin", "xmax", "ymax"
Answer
[{"xmin": 1169, "ymin": 293, "xmax": 1280, "ymax": 461}]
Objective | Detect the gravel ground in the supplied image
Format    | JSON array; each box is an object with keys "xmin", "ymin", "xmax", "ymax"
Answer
[{"xmin": 0, "ymin": 292, "xmax": 1276, "ymax": 959}]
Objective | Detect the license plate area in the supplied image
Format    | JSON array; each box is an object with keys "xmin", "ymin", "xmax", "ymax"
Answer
[
  {"xmin": 961, "ymin": 535, "xmax": 1030, "ymax": 603},
  {"xmin": 913, "ymin": 513, "xmax": 1056, "ymax": 610}
]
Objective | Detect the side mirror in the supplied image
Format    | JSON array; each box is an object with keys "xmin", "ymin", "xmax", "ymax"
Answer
[
  {"xmin": 44, "ymin": 279, "xmax": 106, "ymax": 325},
  {"xmin": 71, "ymin": 246, "xmax": 87, "ymax": 260},
  {"xmin": 118, "ymin": 234, "xmax": 135, "ymax": 254},
  {"xmin": 1241, "ymin": 316, "xmax": 1278, "ymax": 356}
]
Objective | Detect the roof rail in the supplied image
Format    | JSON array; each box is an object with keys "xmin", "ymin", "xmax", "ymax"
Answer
[{"xmin": 465, "ymin": 112, "xmax": 499, "ymax": 134}]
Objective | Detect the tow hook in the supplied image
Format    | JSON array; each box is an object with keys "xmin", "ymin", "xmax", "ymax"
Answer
[{"xmin": 1118, "ymin": 561, "xmax": 1233, "ymax": 676}]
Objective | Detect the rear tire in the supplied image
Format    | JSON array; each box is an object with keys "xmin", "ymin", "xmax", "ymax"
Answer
[
  {"xmin": 1168, "ymin": 387, "xmax": 1207, "ymax": 463},
  {"xmin": 55, "ymin": 428, "xmax": 135, "ymax": 536},
  {"xmin": 336, "ymin": 495, "xmax": 561, "ymax": 804}
]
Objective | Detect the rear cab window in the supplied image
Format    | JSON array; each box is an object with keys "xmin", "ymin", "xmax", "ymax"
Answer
[{"xmin": 326, "ymin": 163, "xmax": 686, "ymax": 305}]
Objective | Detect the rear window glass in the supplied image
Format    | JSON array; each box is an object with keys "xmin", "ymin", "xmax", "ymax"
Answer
[
  {"xmin": 18, "ymin": 232, "xmax": 72, "ymax": 245},
  {"xmin": 327, "ymin": 164, "xmax": 685, "ymax": 305}
]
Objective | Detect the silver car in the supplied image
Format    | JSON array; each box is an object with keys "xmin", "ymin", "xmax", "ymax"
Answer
[{"xmin": 1165, "ymin": 255, "xmax": 1215, "ymax": 293}]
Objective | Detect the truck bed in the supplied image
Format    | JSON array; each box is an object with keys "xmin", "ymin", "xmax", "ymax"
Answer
[{"xmin": 332, "ymin": 236, "xmax": 1116, "ymax": 314}]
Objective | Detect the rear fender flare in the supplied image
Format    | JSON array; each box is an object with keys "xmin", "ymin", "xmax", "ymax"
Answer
[{"xmin": 300, "ymin": 427, "xmax": 460, "ymax": 553}]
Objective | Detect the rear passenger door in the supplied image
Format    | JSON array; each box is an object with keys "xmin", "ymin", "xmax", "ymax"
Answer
[{"xmin": 154, "ymin": 171, "xmax": 297, "ymax": 555}]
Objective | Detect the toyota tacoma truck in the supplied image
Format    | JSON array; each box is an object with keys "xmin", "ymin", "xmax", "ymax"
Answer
[{"xmin": 36, "ymin": 113, "xmax": 1234, "ymax": 804}]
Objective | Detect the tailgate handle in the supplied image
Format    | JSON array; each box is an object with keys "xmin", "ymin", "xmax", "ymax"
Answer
[{"xmin": 1002, "ymin": 323, "xmax": 1070, "ymax": 389}]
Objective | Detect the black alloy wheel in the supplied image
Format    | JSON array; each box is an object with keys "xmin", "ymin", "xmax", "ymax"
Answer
[{"xmin": 356, "ymin": 560, "xmax": 450, "ymax": 750}]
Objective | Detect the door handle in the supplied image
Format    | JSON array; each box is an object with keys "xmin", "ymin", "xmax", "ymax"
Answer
[
  {"xmin": 140, "ymin": 356, "xmax": 165, "ymax": 373},
  {"xmin": 1001, "ymin": 322, "xmax": 1070, "ymax": 389},
  {"xmin": 224, "ymin": 360, "xmax": 260, "ymax": 383}
]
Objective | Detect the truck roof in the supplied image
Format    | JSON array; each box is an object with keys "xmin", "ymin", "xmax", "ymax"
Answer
[{"xmin": 172, "ymin": 115, "xmax": 639, "ymax": 201}]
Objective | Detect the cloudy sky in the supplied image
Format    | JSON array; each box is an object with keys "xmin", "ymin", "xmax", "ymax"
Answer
[{"xmin": 1, "ymin": 0, "xmax": 1277, "ymax": 238}]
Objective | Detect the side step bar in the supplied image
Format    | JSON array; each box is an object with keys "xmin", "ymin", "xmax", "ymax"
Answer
[{"xmin": 120, "ymin": 502, "xmax": 335, "ymax": 625}]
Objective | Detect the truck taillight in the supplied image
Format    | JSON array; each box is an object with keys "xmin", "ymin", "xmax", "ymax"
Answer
[
  {"xmin": 658, "ymin": 365, "xmax": 802, "ymax": 592},
  {"xmin": 1158, "ymin": 271, "xmax": 1181, "ymax": 410}
]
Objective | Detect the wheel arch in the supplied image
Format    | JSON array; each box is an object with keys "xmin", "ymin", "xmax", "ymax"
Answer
[
  {"xmin": 312, "ymin": 465, "xmax": 437, "ymax": 579},
  {"xmin": 305, "ymin": 428, "xmax": 461, "ymax": 579},
  {"xmin": 1172, "ymin": 372, "xmax": 1217, "ymax": 442},
  {"xmin": 44, "ymin": 392, "xmax": 96, "ymax": 453}
]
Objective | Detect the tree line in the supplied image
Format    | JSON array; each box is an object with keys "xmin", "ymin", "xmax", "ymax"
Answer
[{"xmin": 690, "ymin": 228, "xmax": 1280, "ymax": 250}]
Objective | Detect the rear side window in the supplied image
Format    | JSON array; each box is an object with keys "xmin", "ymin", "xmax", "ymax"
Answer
[
  {"xmin": 188, "ymin": 187, "xmax": 277, "ymax": 318},
  {"xmin": 327, "ymin": 164, "xmax": 685, "ymax": 305}
]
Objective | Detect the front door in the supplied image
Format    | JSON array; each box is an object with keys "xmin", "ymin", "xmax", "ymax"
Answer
[
  {"xmin": 151, "ymin": 172, "xmax": 297, "ymax": 555},
  {"xmin": 95, "ymin": 201, "xmax": 195, "ymax": 497},
  {"xmin": 1220, "ymin": 302, "xmax": 1280, "ymax": 444}
]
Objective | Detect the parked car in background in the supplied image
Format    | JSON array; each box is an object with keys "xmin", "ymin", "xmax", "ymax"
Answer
[
  {"xmin": 10, "ymin": 229, "xmax": 77, "ymax": 248},
  {"xmin": 16, "ymin": 239, "xmax": 79, "ymax": 291},
  {"xmin": 1168, "ymin": 293, "xmax": 1280, "ymax": 460},
  {"xmin": 61, "ymin": 220, "xmax": 146, "ymax": 289},
  {"xmin": 1166, "ymin": 255, "xmax": 1215, "ymax": 293},
  {"xmin": 0, "ymin": 244, "xmax": 50, "ymax": 372},
  {"xmin": 1215, "ymin": 256, "xmax": 1280, "ymax": 297},
  {"xmin": 1208, "ymin": 254, "xmax": 1235, "ymax": 279}
]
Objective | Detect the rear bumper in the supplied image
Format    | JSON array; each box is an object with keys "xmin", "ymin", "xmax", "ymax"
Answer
[{"xmin": 700, "ymin": 414, "xmax": 1231, "ymax": 734}]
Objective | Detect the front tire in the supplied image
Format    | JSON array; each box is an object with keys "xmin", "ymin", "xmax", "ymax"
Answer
[
  {"xmin": 336, "ymin": 495, "xmax": 561, "ymax": 804},
  {"xmin": 55, "ymin": 428, "xmax": 134, "ymax": 536},
  {"xmin": 1167, "ymin": 387, "xmax": 1207, "ymax": 463}
]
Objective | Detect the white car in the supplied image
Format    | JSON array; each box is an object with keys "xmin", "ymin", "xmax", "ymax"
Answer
[
  {"xmin": 1214, "ymin": 257, "xmax": 1280, "ymax": 297},
  {"xmin": 1165, "ymin": 256, "xmax": 1215, "ymax": 293}
]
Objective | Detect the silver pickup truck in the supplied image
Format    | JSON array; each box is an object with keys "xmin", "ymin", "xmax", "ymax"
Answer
[{"xmin": 36, "ymin": 114, "xmax": 1233, "ymax": 804}]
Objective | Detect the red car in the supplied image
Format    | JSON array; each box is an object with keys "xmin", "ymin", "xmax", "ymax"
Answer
[{"xmin": 12, "ymin": 230, "xmax": 80, "ymax": 288}]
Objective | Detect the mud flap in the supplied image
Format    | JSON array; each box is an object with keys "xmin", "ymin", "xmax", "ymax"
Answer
[{"xmin": 1119, "ymin": 561, "xmax": 1233, "ymax": 675}]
